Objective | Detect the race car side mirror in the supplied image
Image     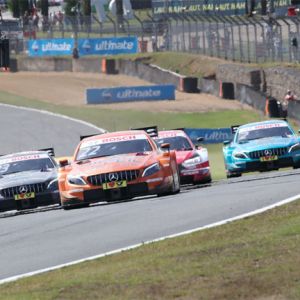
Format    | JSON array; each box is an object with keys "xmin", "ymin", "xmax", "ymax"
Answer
[
  {"xmin": 59, "ymin": 159, "xmax": 69, "ymax": 167},
  {"xmin": 160, "ymin": 143, "xmax": 170, "ymax": 150},
  {"xmin": 223, "ymin": 140, "xmax": 231, "ymax": 145}
]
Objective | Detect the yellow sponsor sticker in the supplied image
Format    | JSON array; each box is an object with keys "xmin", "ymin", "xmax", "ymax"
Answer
[
  {"xmin": 260, "ymin": 155, "xmax": 278, "ymax": 162},
  {"xmin": 103, "ymin": 180, "xmax": 127, "ymax": 190},
  {"xmin": 14, "ymin": 192, "xmax": 35, "ymax": 201}
]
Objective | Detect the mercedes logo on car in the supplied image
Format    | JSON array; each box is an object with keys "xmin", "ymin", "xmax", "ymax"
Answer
[
  {"xmin": 19, "ymin": 186, "xmax": 28, "ymax": 194},
  {"xmin": 264, "ymin": 150, "xmax": 272, "ymax": 156},
  {"xmin": 108, "ymin": 173, "xmax": 119, "ymax": 182}
]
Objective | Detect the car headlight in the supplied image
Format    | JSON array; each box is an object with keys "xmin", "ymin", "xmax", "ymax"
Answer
[
  {"xmin": 289, "ymin": 143, "xmax": 300, "ymax": 153},
  {"xmin": 142, "ymin": 163, "xmax": 160, "ymax": 177},
  {"xmin": 67, "ymin": 175, "xmax": 87, "ymax": 186},
  {"xmin": 233, "ymin": 151, "xmax": 248, "ymax": 159},
  {"xmin": 47, "ymin": 178, "xmax": 59, "ymax": 190},
  {"xmin": 182, "ymin": 156, "xmax": 202, "ymax": 168}
]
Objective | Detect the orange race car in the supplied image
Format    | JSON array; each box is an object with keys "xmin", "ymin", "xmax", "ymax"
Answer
[{"xmin": 58, "ymin": 130, "xmax": 180, "ymax": 209}]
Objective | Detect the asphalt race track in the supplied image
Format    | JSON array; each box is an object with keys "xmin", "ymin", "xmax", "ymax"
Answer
[
  {"xmin": 1, "ymin": 106, "xmax": 300, "ymax": 281},
  {"xmin": 0, "ymin": 104, "xmax": 103, "ymax": 156},
  {"xmin": 1, "ymin": 169, "xmax": 300, "ymax": 280}
]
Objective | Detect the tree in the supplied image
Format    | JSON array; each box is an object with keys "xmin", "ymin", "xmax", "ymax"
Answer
[
  {"xmin": 82, "ymin": 0, "xmax": 91, "ymax": 16},
  {"xmin": 8, "ymin": 0, "xmax": 20, "ymax": 18},
  {"xmin": 64, "ymin": 0, "xmax": 79, "ymax": 16},
  {"xmin": 40, "ymin": 0, "xmax": 49, "ymax": 17}
]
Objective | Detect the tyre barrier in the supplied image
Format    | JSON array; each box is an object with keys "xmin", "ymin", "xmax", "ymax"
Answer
[
  {"xmin": 179, "ymin": 77, "xmax": 199, "ymax": 93},
  {"xmin": 101, "ymin": 58, "xmax": 118, "ymax": 74},
  {"xmin": 219, "ymin": 81, "xmax": 235, "ymax": 99},
  {"xmin": 265, "ymin": 97, "xmax": 281, "ymax": 118}
]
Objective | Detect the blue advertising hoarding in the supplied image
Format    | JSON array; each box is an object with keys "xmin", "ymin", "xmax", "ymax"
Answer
[
  {"xmin": 184, "ymin": 128, "xmax": 233, "ymax": 144},
  {"xmin": 86, "ymin": 85, "xmax": 175, "ymax": 104},
  {"xmin": 78, "ymin": 37, "xmax": 138, "ymax": 56},
  {"xmin": 28, "ymin": 39, "xmax": 74, "ymax": 57},
  {"xmin": 28, "ymin": 37, "xmax": 138, "ymax": 57}
]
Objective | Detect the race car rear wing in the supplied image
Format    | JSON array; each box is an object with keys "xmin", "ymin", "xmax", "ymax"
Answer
[
  {"xmin": 80, "ymin": 133, "xmax": 103, "ymax": 141},
  {"xmin": 38, "ymin": 148, "xmax": 55, "ymax": 157},
  {"xmin": 131, "ymin": 126, "xmax": 158, "ymax": 137},
  {"xmin": 231, "ymin": 125, "xmax": 240, "ymax": 134}
]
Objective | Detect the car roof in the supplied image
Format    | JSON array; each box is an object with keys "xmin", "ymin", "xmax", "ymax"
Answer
[
  {"xmin": 81, "ymin": 130, "xmax": 150, "ymax": 142},
  {"xmin": 238, "ymin": 120, "xmax": 288, "ymax": 130},
  {"xmin": 0, "ymin": 150, "xmax": 51, "ymax": 159}
]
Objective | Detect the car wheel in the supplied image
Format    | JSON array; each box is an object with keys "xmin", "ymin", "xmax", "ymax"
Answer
[
  {"xmin": 193, "ymin": 175, "xmax": 212, "ymax": 185},
  {"xmin": 226, "ymin": 171, "xmax": 242, "ymax": 178},
  {"xmin": 158, "ymin": 168, "xmax": 180, "ymax": 197},
  {"xmin": 63, "ymin": 203, "xmax": 89, "ymax": 210}
]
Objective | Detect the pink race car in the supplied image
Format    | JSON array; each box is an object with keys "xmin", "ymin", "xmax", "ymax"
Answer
[{"xmin": 154, "ymin": 130, "xmax": 212, "ymax": 185}]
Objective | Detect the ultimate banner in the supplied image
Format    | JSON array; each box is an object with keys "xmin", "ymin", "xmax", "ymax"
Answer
[{"xmin": 152, "ymin": 0, "xmax": 290, "ymax": 16}]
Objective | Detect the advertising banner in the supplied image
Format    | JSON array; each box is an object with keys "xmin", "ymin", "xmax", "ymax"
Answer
[
  {"xmin": 28, "ymin": 39, "xmax": 74, "ymax": 57},
  {"xmin": 78, "ymin": 37, "xmax": 138, "ymax": 56},
  {"xmin": 152, "ymin": 0, "xmax": 246, "ymax": 16},
  {"xmin": 86, "ymin": 85, "xmax": 176, "ymax": 104},
  {"xmin": 152, "ymin": 0, "xmax": 290, "ymax": 16},
  {"xmin": 184, "ymin": 128, "xmax": 233, "ymax": 144},
  {"xmin": 28, "ymin": 37, "xmax": 138, "ymax": 57}
]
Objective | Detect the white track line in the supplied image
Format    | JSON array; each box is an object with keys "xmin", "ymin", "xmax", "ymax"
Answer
[
  {"xmin": 1, "ymin": 193, "xmax": 299, "ymax": 285},
  {"xmin": 0, "ymin": 103, "xmax": 106, "ymax": 133}
]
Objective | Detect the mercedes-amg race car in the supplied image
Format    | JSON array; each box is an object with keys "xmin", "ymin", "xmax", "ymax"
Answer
[
  {"xmin": 154, "ymin": 129, "xmax": 211, "ymax": 184},
  {"xmin": 58, "ymin": 130, "xmax": 180, "ymax": 209},
  {"xmin": 0, "ymin": 150, "xmax": 60, "ymax": 212},
  {"xmin": 223, "ymin": 120, "xmax": 300, "ymax": 178}
]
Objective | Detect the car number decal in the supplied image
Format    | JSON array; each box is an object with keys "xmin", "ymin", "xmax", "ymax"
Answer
[
  {"xmin": 102, "ymin": 180, "xmax": 127, "ymax": 190},
  {"xmin": 260, "ymin": 156, "xmax": 278, "ymax": 162},
  {"xmin": 14, "ymin": 192, "xmax": 35, "ymax": 200}
]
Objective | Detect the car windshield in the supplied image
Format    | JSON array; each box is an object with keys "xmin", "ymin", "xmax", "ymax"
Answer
[
  {"xmin": 76, "ymin": 139, "xmax": 153, "ymax": 161},
  {"xmin": 155, "ymin": 136, "xmax": 193, "ymax": 151},
  {"xmin": 0, "ymin": 158, "xmax": 55, "ymax": 175},
  {"xmin": 237, "ymin": 126, "xmax": 294, "ymax": 143}
]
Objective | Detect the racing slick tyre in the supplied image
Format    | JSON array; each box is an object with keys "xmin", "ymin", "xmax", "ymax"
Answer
[
  {"xmin": 193, "ymin": 175, "xmax": 212, "ymax": 185},
  {"xmin": 63, "ymin": 203, "xmax": 90, "ymax": 210},
  {"xmin": 226, "ymin": 171, "xmax": 242, "ymax": 178},
  {"xmin": 158, "ymin": 169, "xmax": 181, "ymax": 197}
]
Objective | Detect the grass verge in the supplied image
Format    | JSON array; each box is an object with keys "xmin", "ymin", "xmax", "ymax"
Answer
[{"xmin": 1, "ymin": 196, "xmax": 300, "ymax": 299}]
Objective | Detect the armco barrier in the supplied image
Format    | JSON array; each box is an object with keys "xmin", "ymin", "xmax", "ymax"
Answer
[
  {"xmin": 235, "ymin": 83, "xmax": 267, "ymax": 113},
  {"xmin": 16, "ymin": 57, "xmax": 72, "ymax": 72},
  {"xmin": 184, "ymin": 128, "xmax": 233, "ymax": 144},
  {"xmin": 117, "ymin": 59, "xmax": 198, "ymax": 93},
  {"xmin": 86, "ymin": 84, "xmax": 175, "ymax": 104},
  {"xmin": 73, "ymin": 58, "xmax": 102, "ymax": 73}
]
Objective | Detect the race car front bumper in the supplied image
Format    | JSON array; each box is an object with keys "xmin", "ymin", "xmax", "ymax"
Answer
[
  {"xmin": 0, "ymin": 190, "xmax": 60, "ymax": 212},
  {"xmin": 229, "ymin": 156, "xmax": 297, "ymax": 173}
]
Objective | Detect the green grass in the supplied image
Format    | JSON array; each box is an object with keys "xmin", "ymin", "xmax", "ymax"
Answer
[{"xmin": 1, "ymin": 196, "xmax": 300, "ymax": 299}]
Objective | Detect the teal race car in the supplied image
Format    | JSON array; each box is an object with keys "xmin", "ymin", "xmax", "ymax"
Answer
[{"xmin": 223, "ymin": 120, "xmax": 300, "ymax": 178}]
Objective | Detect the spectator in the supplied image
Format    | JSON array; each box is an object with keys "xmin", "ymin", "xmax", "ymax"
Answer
[
  {"xmin": 57, "ymin": 11, "xmax": 64, "ymax": 31},
  {"xmin": 32, "ymin": 12, "xmax": 40, "ymax": 30},
  {"xmin": 291, "ymin": 34, "xmax": 298, "ymax": 62},
  {"xmin": 282, "ymin": 90, "xmax": 297, "ymax": 117}
]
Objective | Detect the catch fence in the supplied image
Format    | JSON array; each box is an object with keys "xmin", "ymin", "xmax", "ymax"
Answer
[{"xmin": 2, "ymin": 12, "xmax": 300, "ymax": 63}]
